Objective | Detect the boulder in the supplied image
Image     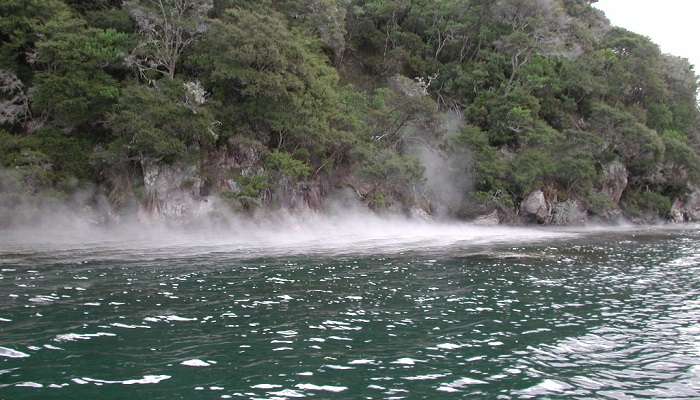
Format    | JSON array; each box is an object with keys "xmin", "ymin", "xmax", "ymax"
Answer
[
  {"xmin": 601, "ymin": 161, "xmax": 628, "ymax": 204},
  {"xmin": 520, "ymin": 190, "xmax": 551, "ymax": 224}
]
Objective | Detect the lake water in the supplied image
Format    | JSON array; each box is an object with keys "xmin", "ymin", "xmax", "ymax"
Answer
[{"xmin": 1, "ymin": 222, "xmax": 699, "ymax": 399}]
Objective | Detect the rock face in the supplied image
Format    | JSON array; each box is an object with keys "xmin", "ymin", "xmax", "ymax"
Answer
[
  {"xmin": 601, "ymin": 161, "xmax": 628, "ymax": 204},
  {"xmin": 552, "ymin": 200, "xmax": 587, "ymax": 225},
  {"xmin": 684, "ymin": 189, "xmax": 700, "ymax": 221},
  {"xmin": 206, "ymin": 139, "xmax": 327, "ymax": 211},
  {"xmin": 670, "ymin": 199, "xmax": 686, "ymax": 223},
  {"xmin": 473, "ymin": 210, "xmax": 500, "ymax": 226},
  {"xmin": 140, "ymin": 160, "xmax": 213, "ymax": 221},
  {"xmin": 388, "ymin": 75, "xmax": 428, "ymax": 98},
  {"xmin": 520, "ymin": 190, "xmax": 551, "ymax": 224},
  {"xmin": 409, "ymin": 207, "xmax": 432, "ymax": 221},
  {"xmin": 271, "ymin": 177, "xmax": 324, "ymax": 211},
  {"xmin": 207, "ymin": 138, "xmax": 266, "ymax": 193}
]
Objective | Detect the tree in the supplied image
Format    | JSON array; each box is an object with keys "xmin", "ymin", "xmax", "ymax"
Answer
[
  {"xmin": 268, "ymin": 0, "xmax": 349, "ymax": 64},
  {"xmin": 106, "ymin": 78, "xmax": 217, "ymax": 163},
  {"xmin": 31, "ymin": 7, "xmax": 130, "ymax": 128},
  {"xmin": 125, "ymin": 0, "xmax": 212, "ymax": 80},
  {"xmin": 191, "ymin": 7, "xmax": 350, "ymax": 160},
  {"xmin": 0, "ymin": 0, "xmax": 70, "ymax": 75}
]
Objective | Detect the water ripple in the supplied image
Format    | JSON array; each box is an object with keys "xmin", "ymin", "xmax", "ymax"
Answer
[{"xmin": 0, "ymin": 228, "xmax": 699, "ymax": 398}]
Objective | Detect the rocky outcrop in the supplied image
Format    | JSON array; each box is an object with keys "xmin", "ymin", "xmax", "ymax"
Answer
[
  {"xmin": 388, "ymin": 75, "xmax": 429, "ymax": 98},
  {"xmin": 670, "ymin": 199, "xmax": 686, "ymax": 223},
  {"xmin": 520, "ymin": 190, "xmax": 551, "ymax": 224},
  {"xmin": 668, "ymin": 189, "xmax": 700, "ymax": 223},
  {"xmin": 552, "ymin": 200, "xmax": 587, "ymax": 225},
  {"xmin": 409, "ymin": 207, "xmax": 432, "ymax": 221},
  {"xmin": 601, "ymin": 161, "xmax": 628, "ymax": 205},
  {"xmin": 683, "ymin": 189, "xmax": 700, "ymax": 221},
  {"xmin": 140, "ymin": 160, "xmax": 213, "ymax": 221},
  {"xmin": 518, "ymin": 190, "xmax": 590, "ymax": 226},
  {"xmin": 207, "ymin": 137, "xmax": 266, "ymax": 193},
  {"xmin": 473, "ymin": 210, "xmax": 500, "ymax": 226},
  {"xmin": 270, "ymin": 177, "xmax": 324, "ymax": 211}
]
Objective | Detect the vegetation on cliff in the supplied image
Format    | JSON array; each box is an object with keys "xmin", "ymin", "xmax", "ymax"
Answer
[{"xmin": 1, "ymin": 0, "xmax": 699, "ymax": 223}]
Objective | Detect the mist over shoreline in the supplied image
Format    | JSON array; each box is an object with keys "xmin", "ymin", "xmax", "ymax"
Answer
[
  {"xmin": 1, "ymin": 196, "xmax": 694, "ymax": 261},
  {"xmin": 1, "ymin": 170, "xmax": 694, "ymax": 259}
]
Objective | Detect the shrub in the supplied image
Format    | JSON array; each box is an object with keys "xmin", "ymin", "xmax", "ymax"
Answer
[
  {"xmin": 585, "ymin": 191, "xmax": 616, "ymax": 217},
  {"xmin": 265, "ymin": 151, "xmax": 311, "ymax": 180},
  {"xmin": 622, "ymin": 190, "xmax": 672, "ymax": 218}
]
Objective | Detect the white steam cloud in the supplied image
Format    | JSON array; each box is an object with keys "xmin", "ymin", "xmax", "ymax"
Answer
[{"xmin": 0, "ymin": 167, "xmax": 689, "ymax": 261}]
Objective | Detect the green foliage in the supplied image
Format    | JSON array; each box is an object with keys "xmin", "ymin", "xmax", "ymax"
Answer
[
  {"xmin": 359, "ymin": 148, "xmax": 424, "ymax": 206},
  {"xmin": 622, "ymin": 190, "xmax": 672, "ymax": 218},
  {"xmin": 84, "ymin": 8, "xmax": 135, "ymax": 32},
  {"xmin": 552, "ymin": 151, "xmax": 597, "ymax": 193},
  {"xmin": 191, "ymin": 7, "xmax": 348, "ymax": 157},
  {"xmin": 511, "ymin": 150, "xmax": 556, "ymax": 194},
  {"xmin": 265, "ymin": 151, "xmax": 311, "ymax": 180},
  {"xmin": 236, "ymin": 175, "xmax": 270, "ymax": 199},
  {"xmin": 659, "ymin": 130, "xmax": 700, "ymax": 190},
  {"xmin": 1, "ymin": 0, "xmax": 699, "ymax": 222},
  {"xmin": 106, "ymin": 79, "xmax": 217, "ymax": 162},
  {"xmin": 453, "ymin": 125, "xmax": 509, "ymax": 194},
  {"xmin": 585, "ymin": 191, "xmax": 616, "ymax": 217},
  {"xmin": 0, "ymin": 128, "xmax": 94, "ymax": 183},
  {"xmin": 30, "ymin": 6, "xmax": 131, "ymax": 127},
  {"xmin": 0, "ymin": 0, "xmax": 70, "ymax": 74},
  {"xmin": 221, "ymin": 174, "xmax": 270, "ymax": 211},
  {"xmin": 588, "ymin": 102, "xmax": 665, "ymax": 177}
]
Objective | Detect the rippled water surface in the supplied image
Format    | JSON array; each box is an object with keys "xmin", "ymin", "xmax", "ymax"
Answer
[{"xmin": 1, "ymin": 226, "xmax": 700, "ymax": 399}]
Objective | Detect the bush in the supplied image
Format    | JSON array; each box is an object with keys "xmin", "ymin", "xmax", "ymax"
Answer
[
  {"xmin": 511, "ymin": 150, "xmax": 556, "ymax": 195},
  {"xmin": 622, "ymin": 190, "xmax": 672, "ymax": 218},
  {"xmin": 585, "ymin": 191, "xmax": 616, "ymax": 217},
  {"xmin": 453, "ymin": 125, "xmax": 509, "ymax": 194},
  {"xmin": 265, "ymin": 151, "xmax": 311, "ymax": 180},
  {"xmin": 0, "ymin": 129, "xmax": 94, "ymax": 183}
]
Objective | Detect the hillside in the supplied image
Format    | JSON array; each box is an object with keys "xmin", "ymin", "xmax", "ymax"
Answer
[{"xmin": 1, "ymin": 0, "xmax": 700, "ymax": 225}]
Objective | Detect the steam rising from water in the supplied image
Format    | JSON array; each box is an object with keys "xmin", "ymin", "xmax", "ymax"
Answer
[
  {"xmin": 2, "ymin": 209, "xmax": 577, "ymax": 258},
  {"xmin": 1, "ymin": 173, "xmax": 693, "ymax": 260},
  {"xmin": 3, "ymin": 204, "xmax": 691, "ymax": 263}
]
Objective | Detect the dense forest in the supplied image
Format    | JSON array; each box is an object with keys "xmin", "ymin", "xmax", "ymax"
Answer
[{"xmin": 1, "ymin": 0, "xmax": 700, "ymax": 225}]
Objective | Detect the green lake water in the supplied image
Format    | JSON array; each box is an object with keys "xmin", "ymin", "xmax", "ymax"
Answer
[{"xmin": 1, "ymin": 224, "xmax": 699, "ymax": 399}]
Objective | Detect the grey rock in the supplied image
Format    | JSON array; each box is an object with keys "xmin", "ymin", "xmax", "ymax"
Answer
[
  {"xmin": 388, "ymin": 75, "xmax": 428, "ymax": 98},
  {"xmin": 140, "ymin": 159, "xmax": 212, "ymax": 221},
  {"xmin": 269, "ymin": 177, "xmax": 325, "ymax": 211},
  {"xmin": 684, "ymin": 189, "xmax": 700, "ymax": 221},
  {"xmin": 208, "ymin": 138, "xmax": 266, "ymax": 192},
  {"xmin": 473, "ymin": 210, "xmax": 500, "ymax": 226},
  {"xmin": 552, "ymin": 200, "xmax": 587, "ymax": 225},
  {"xmin": 410, "ymin": 207, "xmax": 432, "ymax": 221},
  {"xmin": 520, "ymin": 190, "xmax": 551, "ymax": 224},
  {"xmin": 601, "ymin": 161, "xmax": 628, "ymax": 204},
  {"xmin": 670, "ymin": 198, "xmax": 686, "ymax": 223}
]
